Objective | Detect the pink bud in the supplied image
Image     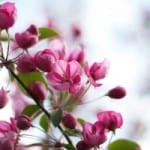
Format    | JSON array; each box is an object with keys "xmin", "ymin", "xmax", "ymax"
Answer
[
  {"xmin": 0, "ymin": 139, "xmax": 14, "ymax": 150},
  {"xmin": 76, "ymin": 141, "xmax": 91, "ymax": 150},
  {"xmin": 16, "ymin": 54, "xmax": 36, "ymax": 73},
  {"xmin": 16, "ymin": 115, "xmax": 31, "ymax": 130},
  {"xmin": 15, "ymin": 24, "xmax": 38, "ymax": 49},
  {"xmin": 0, "ymin": 2, "xmax": 17, "ymax": 29},
  {"xmin": 0, "ymin": 88, "xmax": 9, "ymax": 109},
  {"xmin": 34, "ymin": 49, "xmax": 57, "ymax": 72},
  {"xmin": 29, "ymin": 81, "xmax": 47, "ymax": 102},
  {"xmin": 62, "ymin": 113, "xmax": 77, "ymax": 129},
  {"xmin": 107, "ymin": 86, "xmax": 126, "ymax": 99},
  {"xmin": 71, "ymin": 24, "xmax": 82, "ymax": 39},
  {"xmin": 97, "ymin": 111, "xmax": 123, "ymax": 131}
]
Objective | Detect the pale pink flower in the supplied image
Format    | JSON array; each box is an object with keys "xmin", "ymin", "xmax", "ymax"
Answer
[
  {"xmin": 15, "ymin": 24, "xmax": 38, "ymax": 49},
  {"xmin": 67, "ymin": 47, "xmax": 85, "ymax": 65},
  {"xmin": 16, "ymin": 54, "xmax": 36, "ymax": 73},
  {"xmin": 0, "ymin": 88, "xmax": 9, "ymax": 109},
  {"xmin": 84, "ymin": 59, "xmax": 110, "ymax": 87},
  {"xmin": 0, "ymin": 2, "xmax": 17, "ymax": 29},
  {"xmin": 82, "ymin": 121, "xmax": 106, "ymax": 147},
  {"xmin": 97, "ymin": 111, "xmax": 123, "ymax": 132},
  {"xmin": 34, "ymin": 49, "xmax": 58, "ymax": 72},
  {"xmin": 46, "ymin": 60, "xmax": 82, "ymax": 93}
]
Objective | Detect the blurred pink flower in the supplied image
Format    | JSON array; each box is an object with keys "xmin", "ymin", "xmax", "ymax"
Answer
[{"xmin": 0, "ymin": 88, "xmax": 9, "ymax": 109}]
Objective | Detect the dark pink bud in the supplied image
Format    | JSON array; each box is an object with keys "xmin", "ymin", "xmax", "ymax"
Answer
[
  {"xmin": 97, "ymin": 111, "xmax": 123, "ymax": 131},
  {"xmin": 62, "ymin": 113, "xmax": 77, "ymax": 129},
  {"xmin": 0, "ymin": 2, "xmax": 17, "ymax": 29},
  {"xmin": 107, "ymin": 86, "xmax": 126, "ymax": 99},
  {"xmin": 34, "ymin": 49, "xmax": 57, "ymax": 72},
  {"xmin": 71, "ymin": 24, "xmax": 82, "ymax": 39},
  {"xmin": 15, "ymin": 24, "xmax": 38, "ymax": 49},
  {"xmin": 16, "ymin": 54, "xmax": 36, "ymax": 73},
  {"xmin": 29, "ymin": 81, "xmax": 47, "ymax": 102},
  {"xmin": 76, "ymin": 141, "xmax": 91, "ymax": 150},
  {"xmin": 16, "ymin": 115, "xmax": 31, "ymax": 130},
  {"xmin": 0, "ymin": 88, "xmax": 9, "ymax": 109},
  {"xmin": 0, "ymin": 139, "xmax": 14, "ymax": 150}
]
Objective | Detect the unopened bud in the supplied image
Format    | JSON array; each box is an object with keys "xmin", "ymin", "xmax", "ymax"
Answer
[
  {"xmin": 0, "ymin": 88, "xmax": 9, "ymax": 109},
  {"xmin": 107, "ymin": 86, "xmax": 126, "ymax": 99}
]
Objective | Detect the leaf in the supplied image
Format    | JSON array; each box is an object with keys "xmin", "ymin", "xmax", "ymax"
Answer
[
  {"xmin": 108, "ymin": 139, "xmax": 141, "ymax": 150},
  {"xmin": 17, "ymin": 71, "xmax": 48, "ymax": 93},
  {"xmin": 77, "ymin": 118, "xmax": 85, "ymax": 125},
  {"xmin": 64, "ymin": 144, "xmax": 76, "ymax": 150},
  {"xmin": 40, "ymin": 115, "xmax": 50, "ymax": 132},
  {"xmin": 22, "ymin": 104, "xmax": 40, "ymax": 118},
  {"xmin": 38, "ymin": 27, "xmax": 59, "ymax": 40},
  {"xmin": 51, "ymin": 109, "xmax": 63, "ymax": 126}
]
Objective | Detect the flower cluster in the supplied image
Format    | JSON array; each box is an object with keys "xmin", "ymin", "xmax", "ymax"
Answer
[{"xmin": 0, "ymin": 2, "xmax": 141, "ymax": 150}]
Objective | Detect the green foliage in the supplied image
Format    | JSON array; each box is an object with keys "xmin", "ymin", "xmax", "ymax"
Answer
[
  {"xmin": 64, "ymin": 144, "xmax": 76, "ymax": 150},
  {"xmin": 22, "ymin": 104, "xmax": 40, "ymax": 119},
  {"xmin": 77, "ymin": 118, "xmax": 85, "ymax": 125},
  {"xmin": 38, "ymin": 27, "xmax": 59, "ymax": 40},
  {"xmin": 39, "ymin": 114, "xmax": 50, "ymax": 132},
  {"xmin": 108, "ymin": 139, "xmax": 141, "ymax": 150},
  {"xmin": 51, "ymin": 109, "xmax": 63, "ymax": 127},
  {"xmin": 17, "ymin": 71, "xmax": 48, "ymax": 92}
]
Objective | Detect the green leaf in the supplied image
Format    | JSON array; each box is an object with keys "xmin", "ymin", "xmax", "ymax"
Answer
[
  {"xmin": 38, "ymin": 27, "xmax": 59, "ymax": 40},
  {"xmin": 77, "ymin": 118, "xmax": 85, "ymax": 125},
  {"xmin": 108, "ymin": 139, "xmax": 141, "ymax": 150},
  {"xmin": 64, "ymin": 144, "xmax": 76, "ymax": 150},
  {"xmin": 17, "ymin": 71, "xmax": 48, "ymax": 93},
  {"xmin": 40, "ymin": 115, "xmax": 50, "ymax": 132},
  {"xmin": 51, "ymin": 109, "xmax": 63, "ymax": 126},
  {"xmin": 22, "ymin": 104, "xmax": 40, "ymax": 118}
]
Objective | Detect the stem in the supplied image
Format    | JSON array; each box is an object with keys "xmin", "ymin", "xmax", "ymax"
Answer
[{"xmin": 6, "ymin": 66, "xmax": 72, "ymax": 145}]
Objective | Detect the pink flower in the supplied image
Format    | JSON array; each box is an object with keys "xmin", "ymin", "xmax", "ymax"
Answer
[
  {"xmin": 15, "ymin": 24, "xmax": 38, "ymax": 49},
  {"xmin": 76, "ymin": 141, "xmax": 91, "ymax": 150},
  {"xmin": 67, "ymin": 47, "xmax": 85, "ymax": 65},
  {"xmin": 84, "ymin": 59, "xmax": 110, "ymax": 87},
  {"xmin": 0, "ymin": 88, "xmax": 9, "ymax": 109},
  {"xmin": 16, "ymin": 54, "xmax": 36, "ymax": 73},
  {"xmin": 29, "ymin": 81, "xmax": 47, "ymax": 102},
  {"xmin": 82, "ymin": 121, "xmax": 106, "ymax": 147},
  {"xmin": 46, "ymin": 60, "xmax": 82, "ymax": 93},
  {"xmin": 62, "ymin": 112, "xmax": 77, "ymax": 129},
  {"xmin": 34, "ymin": 49, "xmax": 57, "ymax": 72},
  {"xmin": 97, "ymin": 111, "xmax": 123, "ymax": 132},
  {"xmin": 0, "ymin": 2, "xmax": 17, "ymax": 29},
  {"xmin": 107, "ymin": 86, "xmax": 126, "ymax": 99}
]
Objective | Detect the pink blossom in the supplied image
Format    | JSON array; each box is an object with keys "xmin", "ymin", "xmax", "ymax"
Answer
[
  {"xmin": 34, "ymin": 49, "xmax": 58, "ymax": 72},
  {"xmin": 107, "ymin": 86, "xmax": 126, "ymax": 99},
  {"xmin": 76, "ymin": 141, "xmax": 91, "ymax": 150},
  {"xmin": 62, "ymin": 112, "xmax": 77, "ymax": 129},
  {"xmin": 46, "ymin": 60, "xmax": 82, "ymax": 93},
  {"xmin": 16, "ymin": 54, "xmax": 36, "ymax": 73},
  {"xmin": 71, "ymin": 24, "xmax": 82, "ymax": 39},
  {"xmin": 0, "ymin": 2, "xmax": 17, "ymax": 29},
  {"xmin": 97, "ymin": 111, "xmax": 123, "ymax": 132},
  {"xmin": 0, "ymin": 88, "xmax": 9, "ymax": 109},
  {"xmin": 84, "ymin": 59, "xmax": 110, "ymax": 87},
  {"xmin": 29, "ymin": 81, "xmax": 47, "ymax": 102},
  {"xmin": 67, "ymin": 47, "xmax": 85, "ymax": 65},
  {"xmin": 82, "ymin": 121, "xmax": 106, "ymax": 147},
  {"xmin": 49, "ymin": 39, "xmax": 67, "ymax": 59},
  {"xmin": 15, "ymin": 24, "xmax": 38, "ymax": 49}
]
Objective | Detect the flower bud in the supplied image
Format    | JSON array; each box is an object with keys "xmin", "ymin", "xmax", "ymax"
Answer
[
  {"xmin": 29, "ymin": 81, "xmax": 47, "ymax": 102},
  {"xmin": 0, "ymin": 139, "xmax": 14, "ymax": 150},
  {"xmin": 0, "ymin": 88, "xmax": 9, "ymax": 109},
  {"xmin": 62, "ymin": 112, "xmax": 77, "ymax": 129},
  {"xmin": 76, "ymin": 141, "xmax": 91, "ymax": 150},
  {"xmin": 15, "ymin": 24, "xmax": 38, "ymax": 49},
  {"xmin": 107, "ymin": 86, "xmax": 126, "ymax": 99},
  {"xmin": 0, "ymin": 2, "xmax": 17, "ymax": 29},
  {"xmin": 15, "ymin": 115, "xmax": 31, "ymax": 130},
  {"xmin": 16, "ymin": 54, "xmax": 36, "ymax": 73}
]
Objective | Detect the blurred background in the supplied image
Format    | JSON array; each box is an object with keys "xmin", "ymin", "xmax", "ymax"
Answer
[{"xmin": 1, "ymin": 0, "xmax": 150, "ymax": 149}]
